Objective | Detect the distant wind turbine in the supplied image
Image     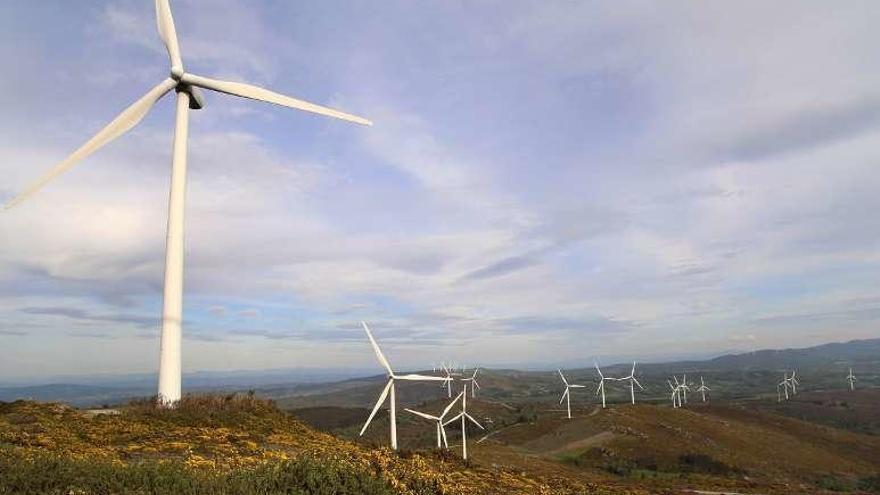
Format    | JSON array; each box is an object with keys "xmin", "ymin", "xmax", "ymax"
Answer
[
  {"xmin": 697, "ymin": 376, "xmax": 710, "ymax": 402},
  {"xmin": 439, "ymin": 364, "xmax": 459, "ymax": 398},
  {"xmin": 405, "ymin": 391, "xmax": 463, "ymax": 449},
  {"xmin": 443, "ymin": 382, "xmax": 484, "ymax": 461},
  {"xmin": 3, "ymin": 0, "xmax": 371, "ymax": 405},
  {"xmin": 847, "ymin": 368, "xmax": 856, "ymax": 391},
  {"xmin": 680, "ymin": 374, "xmax": 691, "ymax": 404},
  {"xmin": 359, "ymin": 322, "xmax": 448, "ymax": 450},
  {"xmin": 668, "ymin": 379, "xmax": 682, "ymax": 408},
  {"xmin": 621, "ymin": 362, "xmax": 644, "ymax": 405},
  {"xmin": 461, "ymin": 368, "xmax": 481, "ymax": 398},
  {"xmin": 558, "ymin": 369, "xmax": 586, "ymax": 419},
  {"xmin": 779, "ymin": 372, "xmax": 791, "ymax": 401},
  {"xmin": 789, "ymin": 370, "xmax": 800, "ymax": 395},
  {"xmin": 595, "ymin": 362, "xmax": 615, "ymax": 408}
]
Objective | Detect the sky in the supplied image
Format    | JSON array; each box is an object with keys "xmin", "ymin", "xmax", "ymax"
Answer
[{"xmin": 1, "ymin": 1, "xmax": 879, "ymax": 382}]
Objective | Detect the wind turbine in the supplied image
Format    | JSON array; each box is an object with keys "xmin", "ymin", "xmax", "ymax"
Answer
[
  {"xmin": 4, "ymin": 0, "xmax": 371, "ymax": 406},
  {"xmin": 846, "ymin": 368, "xmax": 856, "ymax": 391},
  {"xmin": 461, "ymin": 368, "xmax": 481, "ymax": 398},
  {"xmin": 678, "ymin": 374, "xmax": 691, "ymax": 404},
  {"xmin": 789, "ymin": 370, "xmax": 800, "ymax": 395},
  {"xmin": 443, "ymin": 382, "xmax": 484, "ymax": 461},
  {"xmin": 778, "ymin": 372, "xmax": 790, "ymax": 401},
  {"xmin": 594, "ymin": 362, "xmax": 615, "ymax": 408},
  {"xmin": 697, "ymin": 376, "xmax": 710, "ymax": 402},
  {"xmin": 621, "ymin": 362, "xmax": 644, "ymax": 405},
  {"xmin": 359, "ymin": 322, "xmax": 448, "ymax": 450},
  {"xmin": 667, "ymin": 379, "xmax": 681, "ymax": 408},
  {"xmin": 558, "ymin": 369, "xmax": 586, "ymax": 419},
  {"xmin": 405, "ymin": 391, "xmax": 463, "ymax": 449},
  {"xmin": 439, "ymin": 364, "xmax": 459, "ymax": 398}
]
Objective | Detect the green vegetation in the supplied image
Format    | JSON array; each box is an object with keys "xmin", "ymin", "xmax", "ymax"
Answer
[{"xmin": 0, "ymin": 449, "xmax": 395, "ymax": 495}]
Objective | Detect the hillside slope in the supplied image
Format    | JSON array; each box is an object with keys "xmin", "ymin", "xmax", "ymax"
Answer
[{"xmin": 0, "ymin": 397, "xmax": 628, "ymax": 495}]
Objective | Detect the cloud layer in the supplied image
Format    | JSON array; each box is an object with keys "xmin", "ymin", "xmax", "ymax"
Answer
[{"xmin": 2, "ymin": 1, "xmax": 879, "ymax": 381}]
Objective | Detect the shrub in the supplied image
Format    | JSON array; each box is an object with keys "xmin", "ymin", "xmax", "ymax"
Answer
[
  {"xmin": 0, "ymin": 450, "xmax": 396, "ymax": 495},
  {"xmin": 677, "ymin": 453, "xmax": 739, "ymax": 476},
  {"xmin": 858, "ymin": 474, "xmax": 880, "ymax": 493}
]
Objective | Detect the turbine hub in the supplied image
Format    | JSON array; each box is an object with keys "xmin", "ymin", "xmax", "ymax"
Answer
[{"xmin": 170, "ymin": 65, "xmax": 184, "ymax": 80}]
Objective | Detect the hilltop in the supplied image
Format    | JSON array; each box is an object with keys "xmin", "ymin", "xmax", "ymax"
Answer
[{"xmin": 0, "ymin": 396, "xmax": 626, "ymax": 495}]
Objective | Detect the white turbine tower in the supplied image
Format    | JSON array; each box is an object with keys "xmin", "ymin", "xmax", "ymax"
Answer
[
  {"xmin": 558, "ymin": 369, "xmax": 586, "ymax": 419},
  {"xmin": 359, "ymin": 322, "xmax": 448, "ymax": 450},
  {"xmin": 4, "ymin": 0, "xmax": 371, "ymax": 406},
  {"xmin": 846, "ymin": 368, "xmax": 856, "ymax": 391},
  {"xmin": 594, "ymin": 362, "xmax": 615, "ymax": 408},
  {"xmin": 405, "ymin": 391, "xmax": 463, "ymax": 449},
  {"xmin": 621, "ymin": 362, "xmax": 644, "ymax": 405},
  {"xmin": 697, "ymin": 376, "xmax": 710, "ymax": 402},
  {"xmin": 461, "ymin": 368, "xmax": 481, "ymax": 398},
  {"xmin": 443, "ymin": 382, "xmax": 484, "ymax": 461}
]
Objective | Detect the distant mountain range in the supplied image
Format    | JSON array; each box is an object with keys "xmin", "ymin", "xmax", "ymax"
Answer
[
  {"xmin": 2, "ymin": 337, "xmax": 877, "ymax": 407},
  {"xmin": 687, "ymin": 337, "xmax": 880, "ymax": 371}
]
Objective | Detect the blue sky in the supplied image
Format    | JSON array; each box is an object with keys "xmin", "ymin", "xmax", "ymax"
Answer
[{"xmin": 2, "ymin": 1, "xmax": 879, "ymax": 381}]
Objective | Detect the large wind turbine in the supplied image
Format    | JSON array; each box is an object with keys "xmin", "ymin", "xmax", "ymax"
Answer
[
  {"xmin": 696, "ymin": 376, "xmax": 710, "ymax": 402},
  {"xmin": 4, "ymin": 1, "xmax": 371, "ymax": 405},
  {"xmin": 443, "ymin": 382, "xmax": 484, "ymax": 461},
  {"xmin": 405, "ymin": 391, "xmax": 463, "ymax": 449},
  {"xmin": 558, "ymin": 369, "xmax": 586, "ymax": 419},
  {"xmin": 621, "ymin": 362, "xmax": 644, "ymax": 405},
  {"xmin": 789, "ymin": 370, "xmax": 800, "ymax": 395},
  {"xmin": 846, "ymin": 368, "xmax": 856, "ymax": 391},
  {"xmin": 359, "ymin": 322, "xmax": 448, "ymax": 450}
]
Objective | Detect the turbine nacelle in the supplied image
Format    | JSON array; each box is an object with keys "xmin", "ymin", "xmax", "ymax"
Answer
[{"xmin": 176, "ymin": 84, "xmax": 205, "ymax": 110}]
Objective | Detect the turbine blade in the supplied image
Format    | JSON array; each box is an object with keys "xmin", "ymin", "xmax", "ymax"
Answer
[
  {"xmin": 559, "ymin": 388, "xmax": 569, "ymax": 404},
  {"xmin": 466, "ymin": 413, "xmax": 484, "ymax": 430},
  {"xmin": 181, "ymin": 73, "xmax": 371, "ymax": 126},
  {"xmin": 442, "ymin": 392, "xmax": 464, "ymax": 418},
  {"xmin": 558, "ymin": 369, "xmax": 568, "ymax": 386},
  {"xmin": 440, "ymin": 424, "xmax": 448, "ymax": 448},
  {"xmin": 443, "ymin": 412, "xmax": 463, "ymax": 427},
  {"xmin": 633, "ymin": 377, "xmax": 644, "ymax": 390},
  {"xmin": 396, "ymin": 373, "xmax": 448, "ymax": 381},
  {"xmin": 154, "ymin": 0, "xmax": 182, "ymax": 70},
  {"xmin": 359, "ymin": 379, "xmax": 392, "ymax": 436},
  {"xmin": 570, "ymin": 384, "xmax": 586, "ymax": 388},
  {"xmin": 472, "ymin": 379, "xmax": 481, "ymax": 389},
  {"xmin": 4, "ymin": 78, "xmax": 176, "ymax": 210},
  {"xmin": 361, "ymin": 322, "xmax": 393, "ymax": 376},
  {"xmin": 404, "ymin": 408, "xmax": 438, "ymax": 421}
]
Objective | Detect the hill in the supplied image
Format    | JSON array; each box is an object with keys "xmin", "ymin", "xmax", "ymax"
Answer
[
  {"xmin": 290, "ymin": 391, "xmax": 880, "ymax": 494},
  {"xmin": 0, "ymin": 396, "xmax": 623, "ymax": 495}
]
